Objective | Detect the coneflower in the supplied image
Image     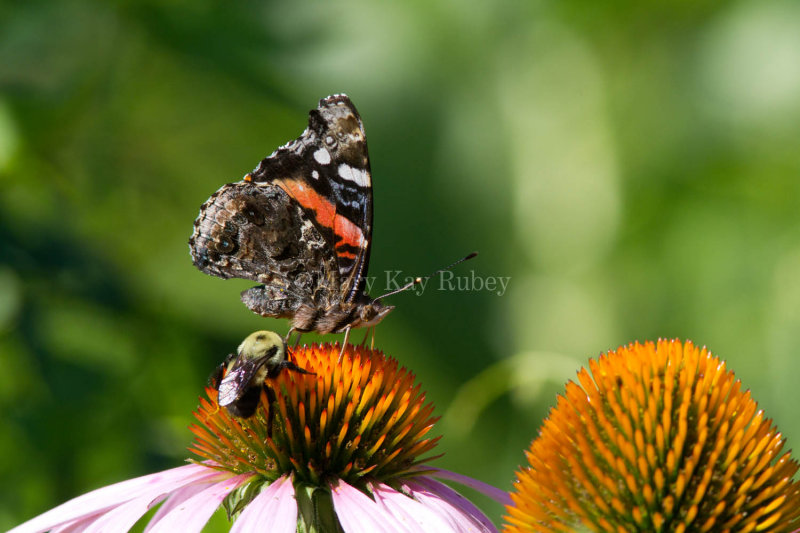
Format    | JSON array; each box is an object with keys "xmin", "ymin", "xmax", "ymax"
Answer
[
  {"xmin": 12, "ymin": 341, "xmax": 507, "ymax": 532},
  {"xmin": 504, "ymin": 339, "xmax": 800, "ymax": 533}
]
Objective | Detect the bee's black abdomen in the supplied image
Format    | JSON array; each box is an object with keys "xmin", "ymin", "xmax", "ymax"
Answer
[{"xmin": 224, "ymin": 386, "xmax": 262, "ymax": 418}]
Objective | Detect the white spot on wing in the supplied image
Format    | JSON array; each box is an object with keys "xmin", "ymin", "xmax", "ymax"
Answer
[
  {"xmin": 337, "ymin": 164, "xmax": 369, "ymax": 187},
  {"xmin": 314, "ymin": 148, "xmax": 331, "ymax": 165},
  {"xmin": 312, "ymin": 170, "xmax": 320, "ymax": 180}
]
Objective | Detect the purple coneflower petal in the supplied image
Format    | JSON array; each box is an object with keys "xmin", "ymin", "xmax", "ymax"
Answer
[
  {"xmin": 231, "ymin": 475, "xmax": 297, "ymax": 533},
  {"xmin": 82, "ymin": 490, "xmax": 170, "ymax": 533},
  {"xmin": 427, "ymin": 467, "xmax": 512, "ymax": 506},
  {"xmin": 9, "ymin": 463, "xmax": 221, "ymax": 533},
  {"xmin": 143, "ymin": 480, "xmax": 220, "ymax": 531},
  {"xmin": 370, "ymin": 482, "xmax": 453, "ymax": 532},
  {"xmin": 146, "ymin": 472, "xmax": 251, "ymax": 533},
  {"xmin": 405, "ymin": 477, "xmax": 498, "ymax": 533},
  {"xmin": 331, "ymin": 479, "xmax": 407, "ymax": 533},
  {"xmin": 50, "ymin": 514, "xmax": 103, "ymax": 533}
]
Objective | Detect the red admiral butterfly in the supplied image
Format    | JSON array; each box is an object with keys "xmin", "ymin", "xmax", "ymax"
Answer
[{"xmin": 190, "ymin": 94, "xmax": 474, "ymax": 345}]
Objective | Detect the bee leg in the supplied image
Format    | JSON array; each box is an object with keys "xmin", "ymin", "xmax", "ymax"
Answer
[
  {"xmin": 208, "ymin": 362, "xmax": 226, "ymax": 389},
  {"xmin": 281, "ymin": 360, "xmax": 314, "ymax": 375},
  {"xmin": 265, "ymin": 385, "xmax": 277, "ymax": 438}
]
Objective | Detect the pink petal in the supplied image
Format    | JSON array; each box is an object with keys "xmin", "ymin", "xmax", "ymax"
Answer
[
  {"xmin": 144, "ymin": 479, "xmax": 223, "ymax": 531},
  {"xmin": 82, "ymin": 491, "xmax": 170, "ymax": 533},
  {"xmin": 370, "ymin": 482, "xmax": 454, "ymax": 533},
  {"xmin": 49, "ymin": 513, "xmax": 104, "ymax": 533},
  {"xmin": 330, "ymin": 480, "xmax": 406, "ymax": 533},
  {"xmin": 9, "ymin": 463, "xmax": 222, "ymax": 533},
  {"xmin": 404, "ymin": 477, "xmax": 498, "ymax": 533},
  {"xmin": 146, "ymin": 473, "xmax": 251, "ymax": 533},
  {"xmin": 426, "ymin": 467, "xmax": 512, "ymax": 506},
  {"xmin": 231, "ymin": 475, "xmax": 297, "ymax": 533}
]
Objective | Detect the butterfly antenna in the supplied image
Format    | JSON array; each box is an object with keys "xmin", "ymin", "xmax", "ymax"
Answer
[{"xmin": 375, "ymin": 251, "xmax": 478, "ymax": 300}]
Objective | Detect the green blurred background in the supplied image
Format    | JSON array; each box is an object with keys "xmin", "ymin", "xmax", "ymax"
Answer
[{"xmin": 2, "ymin": 0, "xmax": 800, "ymax": 529}]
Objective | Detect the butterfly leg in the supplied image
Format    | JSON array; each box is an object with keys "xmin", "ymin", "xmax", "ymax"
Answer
[
  {"xmin": 284, "ymin": 328, "xmax": 296, "ymax": 345},
  {"xmin": 360, "ymin": 327, "xmax": 371, "ymax": 346},
  {"xmin": 285, "ymin": 328, "xmax": 303, "ymax": 348},
  {"xmin": 338, "ymin": 326, "xmax": 352, "ymax": 362},
  {"xmin": 358, "ymin": 327, "xmax": 376, "ymax": 349}
]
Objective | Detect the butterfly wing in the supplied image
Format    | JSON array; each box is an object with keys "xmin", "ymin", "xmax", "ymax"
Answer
[
  {"xmin": 190, "ymin": 180, "xmax": 340, "ymax": 317},
  {"xmin": 247, "ymin": 94, "xmax": 374, "ymax": 303}
]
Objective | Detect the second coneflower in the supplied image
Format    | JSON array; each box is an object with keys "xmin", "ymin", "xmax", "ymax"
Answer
[
  {"xmin": 12, "ymin": 340, "xmax": 507, "ymax": 533},
  {"xmin": 504, "ymin": 339, "xmax": 800, "ymax": 533}
]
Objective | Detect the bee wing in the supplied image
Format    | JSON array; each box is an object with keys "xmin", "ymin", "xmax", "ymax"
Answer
[
  {"xmin": 208, "ymin": 352, "xmax": 236, "ymax": 389},
  {"xmin": 218, "ymin": 357, "xmax": 263, "ymax": 407}
]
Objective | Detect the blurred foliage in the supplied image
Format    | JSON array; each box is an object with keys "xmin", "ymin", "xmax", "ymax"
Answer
[{"xmin": 2, "ymin": 0, "xmax": 800, "ymax": 530}]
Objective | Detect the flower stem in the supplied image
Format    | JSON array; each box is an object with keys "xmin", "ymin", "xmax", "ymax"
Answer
[{"xmin": 296, "ymin": 483, "xmax": 344, "ymax": 533}]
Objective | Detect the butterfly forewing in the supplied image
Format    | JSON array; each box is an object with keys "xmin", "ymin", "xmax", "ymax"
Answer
[{"xmin": 248, "ymin": 94, "xmax": 373, "ymax": 303}]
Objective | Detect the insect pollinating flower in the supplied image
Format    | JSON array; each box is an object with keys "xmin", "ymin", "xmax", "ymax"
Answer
[
  {"xmin": 211, "ymin": 330, "xmax": 311, "ymax": 419},
  {"xmin": 189, "ymin": 94, "xmax": 475, "ymax": 349},
  {"xmin": 12, "ymin": 340, "xmax": 506, "ymax": 532},
  {"xmin": 504, "ymin": 339, "xmax": 800, "ymax": 532}
]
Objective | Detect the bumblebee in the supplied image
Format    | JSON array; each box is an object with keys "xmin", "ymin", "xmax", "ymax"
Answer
[{"xmin": 211, "ymin": 330, "xmax": 312, "ymax": 418}]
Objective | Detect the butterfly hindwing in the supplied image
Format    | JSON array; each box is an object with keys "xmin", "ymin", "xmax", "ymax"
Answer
[{"xmin": 189, "ymin": 180, "xmax": 340, "ymax": 317}]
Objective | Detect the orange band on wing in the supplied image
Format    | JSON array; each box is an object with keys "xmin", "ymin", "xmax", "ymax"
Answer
[
  {"xmin": 333, "ymin": 213, "xmax": 365, "ymax": 252},
  {"xmin": 336, "ymin": 249, "xmax": 357, "ymax": 259},
  {"xmin": 275, "ymin": 179, "xmax": 364, "ymax": 251},
  {"xmin": 277, "ymin": 179, "xmax": 335, "ymax": 228}
]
